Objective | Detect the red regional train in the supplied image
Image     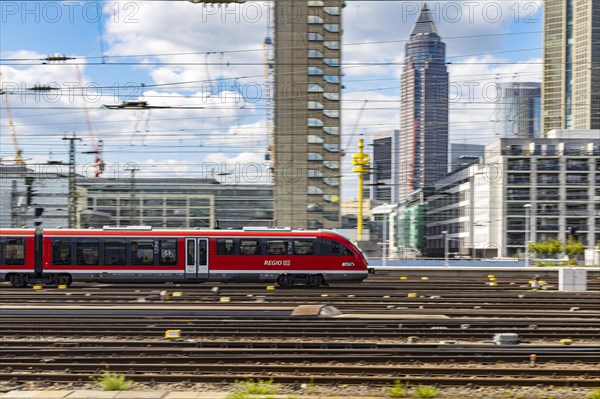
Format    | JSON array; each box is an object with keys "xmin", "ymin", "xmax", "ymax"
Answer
[{"xmin": 0, "ymin": 226, "xmax": 369, "ymax": 288}]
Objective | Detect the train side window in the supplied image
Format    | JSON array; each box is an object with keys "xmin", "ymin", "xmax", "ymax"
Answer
[
  {"xmin": 199, "ymin": 239, "xmax": 208, "ymax": 265},
  {"xmin": 105, "ymin": 239, "xmax": 127, "ymax": 265},
  {"xmin": 240, "ymin": 240, "xmax": 261, "ymax": 255},
  {"xmin": 293, "ymin": 240, "xmax": 314, "ymax": 255},
  {"xmin": 131, "ymin": 239, "xmax": 154, "ymax": 265},
  {"xmin": 266, "ymin": 240, "xmax": 290, "ymax": 255},
  {"xmin": 186, "ymin": 240, "xmax": 195, "ymax": 265},
  {"xmin": 216, "ymin": 239, "xmax": 235, "ymax": 255},
  {"xmin": 159, "ymin": 239, "xmax": 177, "ymax": 265},
  {"xmin": 330, "ymin": 240, "xmax": 353, "ymax": 256},
  {"xmin": 5, "ymin": 238, "xmax": 25, "ymax": 265},
  {"xmin": 52, "ymin": 239, "xmax": 72, "ymax": 265},
  {"xmin": 76, "ymin": 240, "xmax": 99, "ymax": 265}
]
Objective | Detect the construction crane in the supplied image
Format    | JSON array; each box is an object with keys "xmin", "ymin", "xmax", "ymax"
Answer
[
  {"xmin": 342, "ymin": 99, "xmax": 368, "ymax": 157},
  {"xmin": 75, "ymin": 65, "xmax": 104, "ymax": 177},
  {"xmin": 0, "ymin": 72, "xmax": 24, "ymax": 165}
]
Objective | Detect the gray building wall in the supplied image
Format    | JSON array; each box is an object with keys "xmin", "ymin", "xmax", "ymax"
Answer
[
  {"xmin": 0, "ymin": 164, "xmax": 69, "ymax": 228},
  {"xmin": 78, "ymin": 178, "xmax": 273, "ymax": 229}
]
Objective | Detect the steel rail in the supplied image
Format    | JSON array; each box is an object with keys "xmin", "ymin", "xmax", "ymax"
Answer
[
  {"xmin": 3, "ymin": 362, "xmax": 600, "ymax": 378},
  {"xmin": 1, "ymin": 371, "xmax": 599, "ymax": 387}
]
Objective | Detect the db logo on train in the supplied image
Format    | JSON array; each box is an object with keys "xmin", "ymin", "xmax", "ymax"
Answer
[{"xmin": 264, "ymin": 260, "xmax": 291, "ymax": 266}]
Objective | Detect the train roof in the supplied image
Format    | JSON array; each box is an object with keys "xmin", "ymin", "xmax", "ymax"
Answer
[
  {"xmin": 0, "ymin": 228, "xmax": 36, "ymax": 235},
  {"xmin": 1, "ymin": 226, "xmax": 355, "ymax": 243}
]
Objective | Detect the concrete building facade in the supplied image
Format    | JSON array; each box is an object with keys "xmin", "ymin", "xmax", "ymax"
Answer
[
  {"xmin": 0, "ymin": 164, "xmax": 69, "ymax": 228},
  {"xmin": 424, "ymin": 136, "xmax": 599, "ymax": 259},
  {"xmin": 78, "ymin": 178, "xmax": 274, "ymax": 229},
  {"xmin": 273, "ymin": 0, "xmax": 343, "ymax": 229},
  {"xmin": 0, "ymin": 167, "xmax": 274, "ymax": 230},
  {"xmin": 487, "ymin": 136, "xmax": 599, "ymax": 257},
  {"xmin": 425, "ymin": 162, "xmax": 493, "ymax": 258}
]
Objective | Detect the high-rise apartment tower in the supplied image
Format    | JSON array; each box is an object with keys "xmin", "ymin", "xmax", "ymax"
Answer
[{"xmin": 273, "ymin": 0, "xmax": 343, "ymax": 229}]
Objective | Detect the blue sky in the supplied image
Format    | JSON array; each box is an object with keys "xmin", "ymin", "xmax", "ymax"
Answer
[{"xmin": 1, "ymin": 0, "xmax": 543, "ymax": 196}]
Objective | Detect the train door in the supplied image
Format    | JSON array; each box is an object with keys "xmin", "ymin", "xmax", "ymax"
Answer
[{"xmin": 185, "ymin": 238, "xmax": 209, "ymax": 279}]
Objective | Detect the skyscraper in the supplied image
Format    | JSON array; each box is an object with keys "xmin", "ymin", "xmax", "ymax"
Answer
[
  {"xmin": 398, "ymin": 4, "xmax": 449, "ymax": 201},
  {"xmin": 543, "ymin": 0, "xmax": 600, "ymax": 133},
  {"xmin": 273, "ymin": 0, "xmax": 343, "ymax": 229},
  {"xmin": 497, "ymin": 82, "xmax": 542, "ymax": 138}
]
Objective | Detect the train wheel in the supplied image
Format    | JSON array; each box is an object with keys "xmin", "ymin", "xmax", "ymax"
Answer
[
  {"xmin": 307, "ymin": 275, "xmax": 325, "ymax": 288},
  {"xmin": 10, "ymin": 274, "xmax": 27, "ymax": 288},
  {"xmin": 57, "ymin": 274, "xmax": 72, "ymax": 287},
  {"xmin": 277, "ymin": 275, "xmax": 292, "ymax": 288}
]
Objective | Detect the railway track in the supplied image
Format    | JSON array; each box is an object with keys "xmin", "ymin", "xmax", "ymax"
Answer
[
  {"xmin": 1, "ymin": 342, "xmax": 599, "ymax": 387},
  {"xmin": 1, "ymin": 275, "xmax": 599, "ymax": 391},
  {"xmin": 2, "ymin": 280, "xmax": 599, "ymax": 314},
  {"xmin": 1, "ymin": 320, "xmax": 599, "ymax": 341}
]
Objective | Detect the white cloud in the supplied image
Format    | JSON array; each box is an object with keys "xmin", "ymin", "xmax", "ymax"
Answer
[
  {"xmin": 103, "ymin": 1, "xmax": 267, "ymax": 84},
  {"xmin": 2, "ymin": 0, "xmax": 544, "ymax": 201}
]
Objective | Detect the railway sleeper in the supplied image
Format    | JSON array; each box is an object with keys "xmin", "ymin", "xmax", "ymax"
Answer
[
  {"xmin": 6, "ymin": 273, "xmax": 72, "ymax": 288},
  {"xmin": 276, "ymin": 274, "xmax": 328, "ymax": 288}
]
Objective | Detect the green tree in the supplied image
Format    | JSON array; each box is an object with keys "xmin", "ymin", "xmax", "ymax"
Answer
[
  {"xmin": 566, "ymin": 241, "xmax": 585, "ymax": 256},
  {"xmin": 528, "ymin": 239, "xmax": 563, "ymax": 257}
]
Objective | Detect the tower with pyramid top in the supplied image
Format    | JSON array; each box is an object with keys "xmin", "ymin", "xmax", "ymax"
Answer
[{"xmin": 398, "ymin": 3, "xmax": 449, "ymax": 201}]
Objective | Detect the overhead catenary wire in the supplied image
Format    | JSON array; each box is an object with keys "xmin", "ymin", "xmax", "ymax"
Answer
[
  {"xmin": 2, "ymin": 11, "xmax": 594, "ymax": 180},
  {"xmin": 0, "ymin": 31, "xmax": 547, "ymax": 63}
]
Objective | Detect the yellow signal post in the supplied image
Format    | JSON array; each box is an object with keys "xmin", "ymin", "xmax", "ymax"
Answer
[{"xmin": 351, "ymin": 138, "xmax": 370, "ymax": 242}]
